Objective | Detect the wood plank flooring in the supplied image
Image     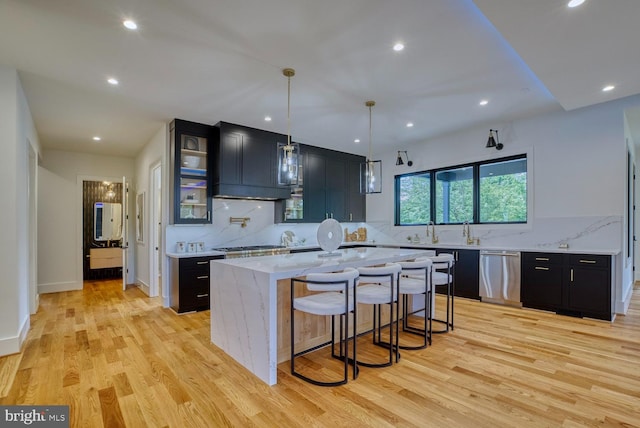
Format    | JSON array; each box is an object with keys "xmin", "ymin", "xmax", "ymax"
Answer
[{"xmin": 1, "ymin": 279, "xmax": 639, "ymax": 427}]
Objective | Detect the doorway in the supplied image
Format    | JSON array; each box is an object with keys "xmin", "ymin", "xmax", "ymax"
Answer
[
  {"xmin": 150, "ymin": 162, "xmax": 162, "ymax": 297},
  {"xmin": 82, "ymin": 180, "xmax": 124, "ymax": 281}
]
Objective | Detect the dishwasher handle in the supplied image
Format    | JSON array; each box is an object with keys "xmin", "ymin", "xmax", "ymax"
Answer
[{"xmin": 480, "ymin": 251, "xmax": 520, "ymax": 257}]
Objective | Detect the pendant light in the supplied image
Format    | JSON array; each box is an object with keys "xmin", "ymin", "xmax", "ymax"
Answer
[
  {"xmin": 277, "ymin": 68, "xmax": 300, "ymax": 186},
  {"xmin": 360, "ymin": 101, "xmax": 382, "ymax": 194}
]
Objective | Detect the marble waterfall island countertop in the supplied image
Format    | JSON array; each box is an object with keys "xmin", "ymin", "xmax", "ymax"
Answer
[{"xmin": 209, "ymin": 246, "xmax": 433, "ymax": 385}]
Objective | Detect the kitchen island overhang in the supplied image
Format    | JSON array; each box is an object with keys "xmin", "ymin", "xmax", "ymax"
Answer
[{"xmin": 209, "ymin": 247, "xmax": 433, "ymax": 385}]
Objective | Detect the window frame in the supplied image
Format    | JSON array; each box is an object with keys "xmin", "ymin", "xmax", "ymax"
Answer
[{"xmin": 394, "ymin": 154, "xmax": 527, "ymax": 226}]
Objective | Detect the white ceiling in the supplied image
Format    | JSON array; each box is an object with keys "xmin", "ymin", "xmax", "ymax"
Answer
[{"xmin": 1, "ymin": 0, "xmax": 639, "ymax": 158}]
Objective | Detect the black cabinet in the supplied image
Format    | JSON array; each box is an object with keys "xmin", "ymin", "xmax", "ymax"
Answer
[
  {"xmin": 347, "ymin": 158, "xmax": 366, "ymax": 222},
  {"xmin": 436, "ymin": 248, "xmax": 480, "ymax": 299},
  {"xmin": 170, "ymin": 255, "xmax": 224, "ymax": 313},
  {"xmin": 521, "ymin": 252, "xmax": 563, "ymax": 311},
  {"xmin": 301, "ymin": 146, "xmax": 365, "ymax": 223},
  {"xmin": 212, "ymin": 122, "xmax": 290, "ymax": 200},
  {"xmin": 521, "ymin": 252, "xmax": 612, "ymax": 320},
  {"xmin": 563, "ymin": 254, "xmax": 611, "ymax": 320},
  {"xmin": 169, "ymin": 119, "xmax": 213, "ymax": 224}
]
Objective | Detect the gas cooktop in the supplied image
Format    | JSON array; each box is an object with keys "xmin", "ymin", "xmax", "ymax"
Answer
[{"xmin": 212, "ymin": 245, "xmax": 290, "ymax": 258}]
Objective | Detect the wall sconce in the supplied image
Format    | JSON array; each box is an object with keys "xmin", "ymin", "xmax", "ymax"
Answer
[
  {"xmin": 486, "ymin": 129, "xmax": 503, "ymax": 150},
  {"xmin": 395, "ymin": 151, "xmax": 413, "ymax": 166}
]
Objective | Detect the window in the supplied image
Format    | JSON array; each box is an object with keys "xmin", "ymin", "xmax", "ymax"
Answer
[
  {"xmin": 435, "ymin": 166, "xmax": 473, "ymax": 224},
  {"xmin": 479, "ymin": 157, "xmax": 527, "ymax": 223},
  {"xmin": 395, "ymin": 154, "xmax": 527, "ymax": 225},
  {"xmin": 397, "ymin": 172, "xmax": 430, "ymax": 225}
]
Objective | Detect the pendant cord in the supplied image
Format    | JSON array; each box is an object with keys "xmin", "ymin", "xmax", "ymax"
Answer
[
  {"xmin": 368, "ymin": 104, "xmax": 372, "ymax": 162},
  {"xmin": 287, "ymin": 75, "xmax": 291, "ymax": 146}
]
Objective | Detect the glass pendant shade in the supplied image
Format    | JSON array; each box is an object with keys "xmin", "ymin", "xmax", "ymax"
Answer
[
  {"xmin": 360, "ymin": 100, "xmax": 382, "ymax": 194},
  {"xmin": 277, "ymin": 140, "xmax": 300, "ymax": 186},
  {"xmin": 360, "ymin": 159, "xmax": 382, "ymax": 194}
]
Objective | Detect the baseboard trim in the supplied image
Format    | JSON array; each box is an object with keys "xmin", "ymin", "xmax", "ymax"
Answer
[
  {"xmin": 616, "ymin": 282, "xmax": 634, "ymax": 315},
  {"xmin": 137, "ymin": 279, "xmax": 150, "ymax": 296},
  {"xmin": 38, "ymin": 281, "xmax": 82, "ymax": 294},
  {"xmin": 0, "ymin": 316, "xmax": 30, "ymax": 357}
]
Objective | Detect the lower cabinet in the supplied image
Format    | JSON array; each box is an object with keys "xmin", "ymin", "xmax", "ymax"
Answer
[
  {"xmin": 397, "ymin": 247, "xmax": 480, "ymax": 300},
  {"xmin": 436, "ymin": 248, "xmax": 480, "ymax": 300},
  {"xmin": 170, "ymin": 255, "xmax": 224, "ymax": 313},
  {"xmin": 521, "ymin": 252, "xmax": 612, "ymax": 321}
]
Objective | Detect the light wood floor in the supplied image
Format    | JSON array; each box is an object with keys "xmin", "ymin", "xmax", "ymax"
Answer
[{"xmin": 1, "ymin": 280, "xmax": 639, "ymax": 427}]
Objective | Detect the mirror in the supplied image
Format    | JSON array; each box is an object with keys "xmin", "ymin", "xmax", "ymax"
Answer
[{"xmin": 94, "ymin": 202, "xmax": 122, "ymax": 241}]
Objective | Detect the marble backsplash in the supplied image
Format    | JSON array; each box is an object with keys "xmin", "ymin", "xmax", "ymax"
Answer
[{"xmin": 166, "ymin": 199, "xmax": 622, "ymax": 253}]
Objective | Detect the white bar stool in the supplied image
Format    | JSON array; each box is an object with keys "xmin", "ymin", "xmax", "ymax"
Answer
[
  {"xmin": 429, "ymin": 253, "xmax": 455, "ymax": 333},
  {"xmin": 356, "ymin": 263, "xmax": 402, "ymax": 367},
  {"xmin": 290, "ymin": 267, "xmax": 359, "ymax": 386},
  {"xmin": 397, "ymin": 257, "xmax": 433, "ymax": 349}
]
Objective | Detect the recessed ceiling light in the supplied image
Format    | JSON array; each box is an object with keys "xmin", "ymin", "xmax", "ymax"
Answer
[
  {"xmin": 93, "ymin": 136, "xmax": 101, "ymax": 141},
  {"xmin": 406, "ymin": 122, "xmax": 414, "ymax": 128},
  {"xmin": 602, "ymin": 85, "xmax": 615, "ymax": 92},
  {"xmin": 567, "ymin": 0, "xmax": 586, "ymax": 8},
  {"xmin": 354, "ymin": 139, "xmax": 360, "ymax": 143},
  {"xmin": 479, "ymin": 99, "xmax": 489, "ymax": 106},
  {"xmin": 393, "ymin": 43, "xmax": 405, "ymax": 52},
  {"xmin": 123, "ymin": 20, "xmax": 138, "ymax": 30},
  {"xmin": 264, "ymin": 116, "xmax": 272, "ymax": 122},
  {"xmin": 107, "ymin": 77, "xmax": 119, "ymax": 85}
]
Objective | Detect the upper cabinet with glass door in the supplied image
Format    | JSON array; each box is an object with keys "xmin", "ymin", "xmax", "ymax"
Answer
[{"xmin": 170, "ymin": 119, "xmax": 213, "ymax": 224}]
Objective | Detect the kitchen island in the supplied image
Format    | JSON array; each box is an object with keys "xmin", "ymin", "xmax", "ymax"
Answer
[{"xmin": 209, "ymin": 246, "xmax": 432, "ymax": 385}]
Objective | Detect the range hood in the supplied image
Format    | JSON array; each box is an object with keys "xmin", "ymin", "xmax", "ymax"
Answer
[{"xmin": 213, "ymin": 184, "xmax": 290, "ymax": 200}]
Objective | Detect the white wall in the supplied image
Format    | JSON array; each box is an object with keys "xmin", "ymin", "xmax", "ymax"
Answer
[
  {"xmin": 0, "ymin": 66, "xmax": 39, "ymax": 356},
  {"xmin": 38, "ymin": 150, "xmax": 134, "ymax": 293},
  {"xmin": 369, "ymin": 94, "xmax": 640, "ymax": 314},
  {"xmin": 133, "ymin": 124, "xmax": 167, "ymax": 295}
]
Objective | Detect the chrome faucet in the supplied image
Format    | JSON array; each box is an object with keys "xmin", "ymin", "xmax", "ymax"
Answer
[{"xmin": 427, "ymin": 221, "xmax": 439, "ymax": 244}]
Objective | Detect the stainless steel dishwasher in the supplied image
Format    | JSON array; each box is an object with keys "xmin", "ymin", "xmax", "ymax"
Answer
[{"xmin": 479, "ymin": 250, "xmax": 522, "ymax": 306}]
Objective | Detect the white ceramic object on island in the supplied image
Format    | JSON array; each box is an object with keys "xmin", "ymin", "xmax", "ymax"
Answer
[{"xmin": 317, "ymin": 219, "xmax": 343, "ymax": 253}]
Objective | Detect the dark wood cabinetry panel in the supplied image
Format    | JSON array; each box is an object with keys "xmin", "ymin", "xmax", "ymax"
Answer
[
  {"xmin": 521, "ymin": 253, "xmax": 563, "ymax": 311},
  {"xmin": 347, "ymin": 158, "xmax": 366, "ymax": 222},
  {"xmin": 170, "ymin": 256, "xmax": 223, "ymax": 313},
  {"xmin": 213, "ymin": 122, "xmax": 290, "ymax": 200},
  {"xmin": 521, "ymin": 252, "xmax": 612, "ymax": 320},
  {"xmin": 169, "ymin": 119, "xmax": 213, "ymax": 224},
  {"xmin": 299, "ymin": 146, "xmax": 364, "ymax": 223},
  {"xmin": 436, "ymin": 248, "xmax": 479, "ymax": 299}
]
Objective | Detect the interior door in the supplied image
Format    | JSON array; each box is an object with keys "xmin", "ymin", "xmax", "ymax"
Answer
[{"xmin": 122, "ymin": 176, "xmax": 128, "ymax": 291}]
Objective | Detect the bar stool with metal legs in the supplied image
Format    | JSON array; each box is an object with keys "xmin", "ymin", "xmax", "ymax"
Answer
[
  {"xmin": 290, "ymin": 267, "xmax": 359, "ymax": 386},
  {"xmin": 397, "ymin": 257, "xmax": 433, "ymax": 349},
  {"xmin": 429, "ymin": 253, "xmax": 455, "ymax": 333},
  {"xmin": 356, "ymin": 263, "xmax": 402, "ymax": 367}
]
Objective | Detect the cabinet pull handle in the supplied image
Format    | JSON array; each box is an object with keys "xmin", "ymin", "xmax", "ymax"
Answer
[
  {"xmin": 535, "ymin": 266, "xmax": 549, "ymax": 271},
  {"xmin": 570, "ymin": 268, "xmax": 574, "ymax": 282},
  {"xmin": 197, "ymin": 275, "xmax": 209, "ymax": 280},
  {"xmin": 325, "ymin": 213, "xmax": 328, "ymax": 219},
  {"xmin": 579, "ymin": 259, "xmax": 596, "ymax": 264},
  {"xmin": 196, "ymin": 261, "xmax": 208, "ymax": 265},
  {"xmin": 196, "ymin": 293, "xmax": 209, "ymax": 298},
  {"xmin": 207, "ymin": 211, "xmax": 211, "ymax": 222},
  {"xmin": 535, "ymin": 257, "xmax": 549, "ymax": 261},
  {"xmin": 349, "ymin": 213, "xmax": 353, "ymax": 221},
  {"xmin": 331, "ymin": 212, "xmax": 334, "ymax": 219}
]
